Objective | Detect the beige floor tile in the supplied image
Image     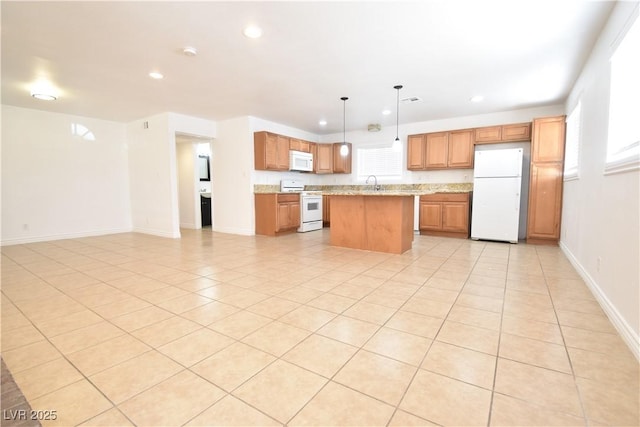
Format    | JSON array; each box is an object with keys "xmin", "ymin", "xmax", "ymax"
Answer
[
  {"xmin": 233, "ymin": 359, "xmax": 327, "ymax": 423},
  {"xmin": 561, "ymin": 325, "xmax": 629, "ymax": 355},
  {"xmin": 89, "ymin": 351, "xmax": 183, "ymax": 403},
  {"xmin": 329, "ymin": 283, "xmax": 373, "ymax": 299},
  {"xmin": 334, "ymin": 349, "xmax": 416, "ymax": 405},
  {"xmin": 241, "ymin": 321, "xmax": 310, "ymax": 357},
  {"xmin": 30, "ymin": 380, "xmax": 113, "ymax": 427},
  {"xmin": 246, "ymin": 296, "xmax": 301, "ymax": 319},
  {"xmin": 342, "ymin": 301, "xmax": 397, "ymax": 325},
  {"xmin": 173, "ymin": 276, "xmax": 219, "ymax": 291},
  {"xmin": 413, "ymin": 286, "xmax": 460, "ymax": 304},
  {"xmin": 1, "ymin": 324, "xmax": 45, "ymax": 351},
  {"xmin": 1, "ymin": 312, "xmax": 32, "ymax": 331},
  {"xmin": 307, "ymin": 293, "xmax": 358, "ymax": 313},
  {"xmin": 447, "ymin": 304, "xmax": 502, "ymax": 331},
  {"xmin": 494, "ymin": 358, "xmax": 582, "ymax": 417},
  {"xmin": 436, "ymin": 320, "xmax": 499, "ymax": 355},
  {"xmin": 196, "ymin": 283, "xmax": 246, "ymax": 299},
  {"xmin": 91, "ymin": 296, "xmax": 151, "ymax": 319},
  {"xmin": 2, "ymin": 340, "xmax": 62, "ymax": 373},
  {"xmin": 388, "ymin": 410, "xmax": 438, "ymax": 426},
  {"xmin": 317, "ymin": 315, "xmax": 380, "ymax": 347},
  {"xmin": 278, "ymin": 305, "xmax": 336, "ymax": 331},
  {"xmin": 576, "ymin": 376, "xmax": 639, "ymax": 426},
  {"xmin": 400, "ymin": 369, "xmax": 492, "ymax": 426},
  {"xmin": 181, "ymin": 301, "xmax": 240, "ymax": 325},
  {"xmin": 290, "ymin": 381, "xmax": 395, "ymax": 426},
  {"xmin": 109, "ymin": 306, "xmax": 174, "ymax": 332},
  {"xmin": 185, "ymin": 395, "xmax": 280, "ymax": 426},
  {"xmin": 34, "ymin": 309, "xmax": 104, "ymax": 338},
  {"xmin": 386, "ymin": 310, "xmax": 444, "ymax": 338},
  {"xmin": 66, "ymin": 334, "xmax": 151, "ymax": 376},
  {"xmin": 131, "ymin": 316, "xmax": 201, "ymax": 347},
  {"xmin": 568, "ymin": 346, "xmax": 639, "ymax": 386},
  {"xmin": 208, "ymin": 310, "xmax": 272, "ymax": 339},
  {"xmin": 138, "ymin": 285, "xmax": 191, "ymax": 304},
  {"xmin": 421, "ymin": 341, "xmax": 496, "ymax": 389},
  {"xmin": 455, "ymin": 293, "xmax": 503, "ymax": 313},
  {"xmin": 364, "ymin": 327, "xmax": 432, "ymax": 366},
  {"xmin": 499, "ymin": 332, "xmax": 572, "ymax": 373},
  {"xmin": 283, "ymin": 334, "xmax": 358, "ymax": 378},
  {"xmin": 13, "ymin": 358, "xmax": 83, "ymax": 400},
  {"xmin": 556, "ymin": 309, "xmax": 617, "ymax": 334},
  {"xmin": 361, "ymin": 291, "xmax": 409, "ymax": 309},
  {"xmin": 216, "ymin": 289, "xmax": 270, "ymax": 308},
  {"xmin": 191, "ymin": 342, "xmax": 276, "ymax": 391},
  {"xmin": 158, "ymin": 328, "xmax": 234, "ymax": 366},
  {"xmin": 79, "ymin": 408, "xmax": 134, "ymax": 426},
  {"xmin": 156, "ymin": 293, "xmax": 213, "ymax": 314},
  {"xmin": 490, "ymin": 393, "xmax": 586, "ymax": 426},
  {"xmin": 277, "ymin": 286, "xmax": 324, "ymax": 304},
  {"xmin": 402, "ymin": 296, "xmax": 453, "ymax": 318},
  {"xmin": 49, "ymin": 321, "xmax": 125, "ymax": 354},
  {"xmin": 119, "ymin": 370, "xmax": 226, "ymax": 426},
  {"xmin": 501, "ymin": 314, "xmax": 564, "ymax": 344}
]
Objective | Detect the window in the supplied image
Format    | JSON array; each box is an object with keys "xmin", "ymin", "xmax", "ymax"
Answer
[
  {"xmin": 356, "ymin": 144, "xmax": 402, "ymax": 181},
  {"xmin": 606, "ymin": 12, "xmax": 640, "ymax": 174},
  {"xmin": 564, "ymin": 100, "xmax": 582, "ymax": 180}
]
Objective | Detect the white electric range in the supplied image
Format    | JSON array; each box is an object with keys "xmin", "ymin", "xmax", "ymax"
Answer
[{"xmin": 280, "ymin": 179, "xmax": 323, "ymax": 232}]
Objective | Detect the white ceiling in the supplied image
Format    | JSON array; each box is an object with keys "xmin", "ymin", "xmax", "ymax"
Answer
[{"xmin": 2, "ymin": 1, "xmax": 614, "ymax": 135}]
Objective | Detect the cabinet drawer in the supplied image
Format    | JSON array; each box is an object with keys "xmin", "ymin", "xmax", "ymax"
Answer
[
  {"xmin": 420, "ymin": 193, "xmax": 469, "ymax": 203},
  {"xmin": 502, "ymin": 123, "xmax": 531, "ymax": 141},
  {"xmin": 474, "ymin": 126, "xmax": 501, "ymax": 143},
  {"xmin": 277, "ymin": 194, "xmax": 300, "ymax": 203}
]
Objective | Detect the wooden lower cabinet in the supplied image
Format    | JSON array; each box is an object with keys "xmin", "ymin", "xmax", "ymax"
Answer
[
  {"xmin": 323, "ymin": 195, "xmax": 331, "ymax": 226},
  {"xmin": 419, "ymin": 193, "xmax": 470, "ymax": 238},
  {"xmin": 255, "ymin": 193, "xmax": 300, "ymax": 236},
  {"xmin": 527, "ymin": 163, "xmax": 563, "ymax": 242}
]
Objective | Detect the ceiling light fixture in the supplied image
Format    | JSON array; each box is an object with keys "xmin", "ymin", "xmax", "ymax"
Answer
[
  {"xmin": 30, "ymin": 81, "xmax": 58, "ymax": 101},
  {"xmin": 392, "ymin": 85, "xmax": 403, "ymax": 152},
  {"xmin": 340, "ymin": 96, "xmax": 349, "ymax": 156},
  {"xmin": 149, "ymin": 71, "xmax": 164, "ymax": 79},
  {"xmin": 319, "ymin": 120, "xmax": 327, "ymax": 126},
  {"xmin": 470, "ymin": 95, "xmax": 484, "ymax": 103},
  {"xmin": 382, "ymin": 109, "xmax": 391, "ymax": 116},
  {"xmin": 183, "ymin": 47, "xmax": 198, "ymax": 56},
  {"xmin": 243, "ymin": 26, "xmax": 263, "ymax": 39}
]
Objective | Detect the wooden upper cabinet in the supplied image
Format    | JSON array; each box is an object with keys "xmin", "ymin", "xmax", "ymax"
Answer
[
  {"xmin": 315, "ymin": 143, "xmax": 333, "ymax": 174},
  {"xmin": 502, "ymin": 123, "xmax": 531, "ymax": 142},
  {"xmin": 474, "ymin": 126, "xmax": 502, "ymax": 144},
  {"xmin": 290, "ymin": 138, "xmax": 311, "ymax": 153},
  {"xmin": 531, "ymin": 116, "xmax": 566, "ymax": 163},
  {"xmin": 425, "ymin": 133, "xmax": 449, "ymax": 169},
  {"xmin": 448, "ymin": 130, "xmax": 474, "ymax": 169},
  {"xmin": 255, "ymin": 131, "xmax": 289, "ymax": 171},
  {"xmin": 474, "ymin": 123, "xmax": 532, "ymax": 144},
  {"xmin": 407, "ymin": 134, "xmax": 426, "ymax": 170},
  {"xmin": 333, "ymin": 143, "xmax": 352, "ymax": 174},
  {"xmin": 527, "ymin": 163, "xmax": 563, "ymax": 240}
]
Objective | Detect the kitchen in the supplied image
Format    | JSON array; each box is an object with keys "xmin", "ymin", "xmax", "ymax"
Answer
[{"xmin": 1, "ymin": 1, "xmax": 638, "ymax": 425}]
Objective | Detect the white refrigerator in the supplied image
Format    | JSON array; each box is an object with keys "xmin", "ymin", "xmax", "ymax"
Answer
[{"xmin": 471, "ymin": 148, "xmax": 523, "ymax": 243}]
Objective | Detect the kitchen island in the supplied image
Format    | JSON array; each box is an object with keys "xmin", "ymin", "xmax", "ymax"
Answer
[{"xmin": 330, "ymin": 193, "xmax": 414, "ymax": 254}]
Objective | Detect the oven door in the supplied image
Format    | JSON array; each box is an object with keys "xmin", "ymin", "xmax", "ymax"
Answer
[{"xmin": 301, "ymin": 195, "xmax": 323, "ymax": 222}]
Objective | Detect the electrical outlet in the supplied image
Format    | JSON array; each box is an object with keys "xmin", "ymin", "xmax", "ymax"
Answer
[{"xmin": 597, "ymin": 257, "xmax": 602, "ymax": 272}]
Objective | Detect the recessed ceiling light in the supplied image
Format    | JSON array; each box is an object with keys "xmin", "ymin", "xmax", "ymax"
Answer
[
  {"xmin": 149, "ymin": 71, "xmax": 164, "ymax": 79},
  {"xmin": 243, "ymin": 25, "xmax": 263, "ymax": 39},
  {"xmin": 30, "ymin": 80, "xmax": 58, "ymax": 101},
  {"xmin": 470, "ymin": 95, "xmax": 484, "ymax": 102},
  {"xmin": 31, "ymin": 92, "xmax": 57, "ymax": 101},
  {"xmin": 183, "ymin": 47, "xmax": 197, "ymax": 56},
  {"xmin": 382, "ymin": 109, "xmax": 391, "ymax": 115},
  {"xmin": 319, "ymin": 120, "xmax": 327, "ymax": 126}
]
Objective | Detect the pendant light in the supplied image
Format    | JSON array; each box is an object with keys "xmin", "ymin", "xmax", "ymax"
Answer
[
  {"xmin": 340, "ymin": 96, "xmax": 349, "ymax": 156},
  {"xmin": 392, "ymin": 84, "xmax": 403, "ymax": 151}
]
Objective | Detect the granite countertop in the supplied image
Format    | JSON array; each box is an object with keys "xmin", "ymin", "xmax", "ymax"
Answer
[{"xmin": 254, "ymin": 183, "xmax": 473, "ymax": 195}]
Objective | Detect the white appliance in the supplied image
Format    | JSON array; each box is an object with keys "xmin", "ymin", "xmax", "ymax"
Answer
[
  {"xmin": 280, "ymin": 179, "xmax": 323, "ymax": 232},
  {"xmin": 289, "ymin": 150, "xmax": 313, "ymax": 172},
  {"xmin": 471, "ymin": 148, "xmax": 523, "ymax": 243}
]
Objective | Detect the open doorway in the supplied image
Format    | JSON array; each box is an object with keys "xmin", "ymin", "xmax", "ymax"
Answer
[{"xmin": 176, "ymin": 133, "xmax": 213, "ymax": 229}]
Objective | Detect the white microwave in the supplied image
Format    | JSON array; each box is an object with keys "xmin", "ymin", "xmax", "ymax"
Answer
[{"xmin": 289, "ymin": 150, "xmax": 313, "ymax": 172}]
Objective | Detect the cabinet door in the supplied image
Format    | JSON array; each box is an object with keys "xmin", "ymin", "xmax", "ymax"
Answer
[
  {"xmin": 290, "ymin": 202, "xmax": 300, "ymax": 228},
  {"xmin": 441, "ymin": 202, "xmax": 468, "ymax": 233},
  {"xmin": 315, "ymin": 144, "xmax": 333, "ymax": 173},
  {"xmin": 299, "ymin": 140, "xmax": 311, "ymax": 153},
  {"xmin": 527, "ymin": 164, "xmax": 563, "ymax": 240},
  {"xmin": 502, "ymin": 123, "xmax": 531, "ymax": 141},
  {"xmin": 419, "ymin": 202, "xmax": 442, "ymax": 231},
  {"xmin": 407, "ymin": 134, "xmax": 425, "ymax": 170},
  {"xmin": 425, "ymin": 133, "xmax": 448, "ymax": 169},
  {"xmin": 264, "ymin": 133, "xmax": 279, "ymax": 169},
  {"xmin": 531, "ymin": 117, "xmax": 566, "ymax": 163},
  {"xmin": 323, "ymin": 195, "xmax": 330, "ymax": 225},
  {"xmin": 448, "ymin": 130, "xmax": 474, "ymax": 168},
  {"xmin": 474, "ymin": 126, "xmax": 502, "ymax": 144},
  {"xmin": 276, "ymin": 135, "xmax": 290, "ymax": 170},
  {"xmin": 333, "ymin": 143, "xmax": 352, "ymax": 173},
  {"xmin": 289, "ymin": 138, "xmax": 301, "ymax": 151}
]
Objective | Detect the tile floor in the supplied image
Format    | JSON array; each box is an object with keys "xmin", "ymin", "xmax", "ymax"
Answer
[{"xmin": 1, "ymin": 229, "xmax": 638, "ymax": 426}]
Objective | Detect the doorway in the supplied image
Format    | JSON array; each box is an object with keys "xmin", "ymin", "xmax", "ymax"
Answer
[{"xmin": 176, "ymin": 133, "xmax": 213, "ymax": 229}]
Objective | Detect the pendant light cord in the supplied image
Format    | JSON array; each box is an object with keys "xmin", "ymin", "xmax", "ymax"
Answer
[
  {"xmin": 394, "ymin": 85, "xmax": 402, "ymax": 141},
  {"xmin": 341, "ymin": 96, "xmax": 348, "ymax": 144}
]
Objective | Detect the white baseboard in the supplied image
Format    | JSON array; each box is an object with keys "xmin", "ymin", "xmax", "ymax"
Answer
[
  {"xmin": 212, "ymin": 225, "xmax": 254, "ymax": 236},
  {"xmin": 0, "ymin": 227, "xmax": 133, "ymax": 246},
  {"xmin": 560, "ymin": 241, "xmax": 640, "ymax": 361},
  {"xmin": 131, "ymin": 227, "xmax": 180, "ymax": 238},
  {"xmin": 180, "ymin": 222, "xmax": 198, "ymax": 229}
]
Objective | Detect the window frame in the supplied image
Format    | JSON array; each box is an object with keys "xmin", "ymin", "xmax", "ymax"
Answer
[
  {"xmin": 564, "ymin": 100, "xmax": 582, "ymax": 181},
  {"xmin": 355, "ymin": 143, "xmax": 404, "ymax": 182}
]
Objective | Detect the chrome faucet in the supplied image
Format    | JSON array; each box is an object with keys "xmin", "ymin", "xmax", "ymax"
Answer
[{"xmin": 366, "ymin": 175, "xmax": 381, "ymax": 191}]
